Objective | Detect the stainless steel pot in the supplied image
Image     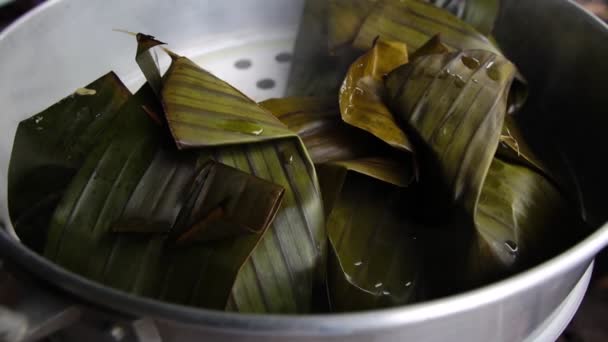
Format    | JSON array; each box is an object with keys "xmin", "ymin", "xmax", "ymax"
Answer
[{"xmin": 1, "ymin": 0, "xmax": 607, "ymax": 341}]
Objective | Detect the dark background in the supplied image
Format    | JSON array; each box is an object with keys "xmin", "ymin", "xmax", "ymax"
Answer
[{"xmin": 0, "ymin": 0, "xmax": 607, "ymax": 341}]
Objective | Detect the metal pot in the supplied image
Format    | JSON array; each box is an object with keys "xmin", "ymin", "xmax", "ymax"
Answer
[{"xmin": 1, "ymin": 0, "xmax": 607, "ymax": 341}]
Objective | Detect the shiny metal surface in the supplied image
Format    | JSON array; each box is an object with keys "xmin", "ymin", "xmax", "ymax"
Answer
[{"xmin": 0, "ymin": 0, "xmax": 607, "ymax": 341}]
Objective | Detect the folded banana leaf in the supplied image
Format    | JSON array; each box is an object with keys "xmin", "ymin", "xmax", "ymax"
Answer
[
  {"xmin": 8, "ymin": 73, "xmax": 131, "ymax": 251},
  {"xmin": 353, "ymin": 0, "xmax": 501, "ymax": 54},
  {"xmin": 162, "ymin": 62, "xmax": 293, "ymax": 148},
  {"xmin": 497, "ymin": 114, "xmax": 552, "ymax": 180},
  {"xmin": 286, "ymin": 0, "xmax": 362, "ymax": 97},
  {"xmin": 327, "ymin": 0, "xmax": 499, "ymax": 51},
  {"xmin": 138, "ymin": 36, "xmax": 326, "ymax": 313},
  {"xmin": 461, "ymin": 0, "xmax": 499, "ymax": 36},
  {"xmin": 386, "ymin": 49, "xmax": 517, "ymax": 213},
  {"xmin": 340, "ymin": 38, "xmax": 412, "ymax": 152},
  {"xmin": 43, "ymin": 84, "xmax": 166, "ymax": 290},
  {"xmin": 468, "ymin": 157, "xmax": 583, "ymax": 286},
  {"xmin": 135, "ymin": 33, "xmax": 166, "ymax": 95},
  {"xmin": 42, "ymin": 85, "xmax": 287, "ymax": 312},
  {"xmin": 426, "ymin": 0, "xmax": 500, "ymax": 36},
  {"xmin": 407, "ymin": 34, "xmax": 450, "ymax": 61},
  {"xmin": 112, "ymin": 158, "xmax": 285, "ymax": 243},
  {"xmin": 38, "ymin": 80, "xmax": 321, "ymax": 314},
  {"xmin": 318, "ymin": 158, "xmax": 420, "ymax": 311},
  {"xmin": 328, "ymin": 0, "xmax": 378, "ymax": 51},
  {"xmin": 260, "ymin": 96, "xmax": 390, "ymax": 164}
]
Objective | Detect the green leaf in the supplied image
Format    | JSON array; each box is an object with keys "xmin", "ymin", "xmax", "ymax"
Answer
[
  {"xmin": 135, "ymin": 33, "xmax": 166, "ymax": 95},
  {"xmin": 468, "ymin": 157, "xmax": 583, "ymax": 285},
  {"xmin": 425, "ymin": 0, "xmax": 499, "ymax": 36},
  {"xmin": 141, "ymin": 41, "xmax": 327, "ymax": 313},
  {"xmin": 353, "ymin": 0, "xmax": 501, "ymax": 54},
  {"xmin": 42, "ymin": 80, "xmax": 324, "ymax": 312},
  {"xmin": 408, "ymin": 34, "xmax": 450, "ymax": 61},
  {"xmin": 286, "ymin": 0, "xmax": 362, "ymax": 97},
  {"xmin": 460, "ymin": 0, "xmax": 500, "ymax": 36},
  {"xmin": 340, "ymin": 39, "xmax": 413, "ymax": 152},
  {"xmin": 318, "ymin": 160, "xmax": 421, "ymax": 312},
  {"xmin": 162, "ymin": 55, "xmax": 295, "ymax": 148},
  {"xmin": 327, "ymin": 0, "xmax": 500, "ymax": 50},
  {"xmin": 112, "ymin": 159, "xmax": 285, "ymax": 243},
  {"xmin": 43, "ymin": 84, "xmax": 165, "ymax": 286},
  {"xmin": 497, "ymin": 114, "xmax": 553, "ymax": 181},
  {"xmin": 260, "ymin": 96, "xmax": 392, "ymax": 164},
  {"xmin": 8, "ymin": 72, "xmax": 131, "ymax": 250},
  {"xmin": 328, "ymin": 0, "xmax": 378, "ymax": 51},
  {"xmin": 330, "ymin": 158, "xmax": 415, "ymax": 189},
  {"xmin": 385, "ymin": 49, "xmax": 517, "ymax": 213},
  {"xmin": 133, "ymin": 33, "xmax": 295, "ymax": 148}
]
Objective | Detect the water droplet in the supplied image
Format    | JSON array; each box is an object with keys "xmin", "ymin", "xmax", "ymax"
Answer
[
  {"xmin": 455, "ymin": 75, "xmax": 466, "ymax": 88},
  {"xmin": 36, "ymin": 126, "xmax": 43, "ymax": 131},
  {"xmin": 441, "ymin": 127, "xmax": 449, "ymax": 136},
  {"xmin": 374, "ymin": 282, "xmax": 383, "ymax": 288},
  {"xmin": 505, "ymin": 240, "xmax": 519, "ymax": 255},
  {"xmin": 284, "ymin": 155, "xmax": 293, "ymax": 165},
  {"xmin": 461, "ymin": 55, "xmax": 481, "ymax": 69},
  {"xmin": 95, "ymin": 113, "xmax": 102, "ymax": 118},
  {"xmin": 472, "ymin": 78, "xmax": 479, "ymax": 84},
  {"xmin": 382, "ymin": 290, "xmax": 391, "ymax": 296},
  {"xmin": 75, "ymin": 87, "xmax": 97, "ymax": 96},
  {"xmin": 354, "ymin": 261, "xmax": 363, "ymax": 267},
  {"xmin": 279, "ymin": 149, "xmax": 294, "ymax": 165},
  {"xmin": 486, "ymin": 61, "xmax": 501, "ymax": 81},
  {"xmin": 108, "ymin": 324, "xmax": 126, "ymax": 341},
  {"xmin": 34, "ymin": 116, "xmax": 44, "ymax": 124},
  {"xmin": 220, "ymin": 120, "xmax": 264, "ymax": 136},
  {"xmin": 405, "ymin": 281, "xmax": 412, "ymax": 287}
]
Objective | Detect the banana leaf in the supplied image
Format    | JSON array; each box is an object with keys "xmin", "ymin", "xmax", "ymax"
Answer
[
  {"xmin": 140, "ymin": 36, "xmax": 326, "ymax": 313},
  {"xmin": 497, "ymin": 114, "xmax": 552, "ymax": 181},
  {"xmin": 426, "ymin": 0, "xmax": 499, "ymax": 36},
  {"xmin": 40, "ymin": 77, "xmax": 320, "ymax": 313},
  {"xmin": 340, "ymin": 38, "xmax": 412, "ymax": 152},
  {"xmin": 407, "ymin": 34, "xmax": 451, "ymax": 61},
  {"xmin": 286, "ymin": 0, "xmax": 362, "ymax": 97},
  {"xmin": 260, "ymin": 96, "xmax": 392, "ymax": 164},
  {"xmin": 112, "ymin": 158, "xmax": 285, "ymax": 243},
  {"xmin": 318, "ymin": 158, "xmax": 420, "ymax": 312},
  {"xmin": 8, "ymin": 73, "xmax": 131, "ymax": 251},
  {"xmin": 327, "ymin": 0, "xmax": 499, "ymax": 51},
  {"xmin": 385, "ymin": 49, "xmax": 517, "ymax": 213},
  {"xmin": 44, "ymin": 85, "xmax": 285, "ymax": 310},
  {"xmin": 135, "ymin": 33, "xmax": 166, "ymax": 95},
  {"xmin": 328, "ymin": 0, "xmax": 378, "ymax": 51},
  {"xmin": 160, "ymin": 55, "xmax": 294, "ymax": 148},
  {"xmin": 468, "ymin": 157, "xmax": 583, "ymax": 286},
  {"xmin": 460, "ymin": 0, "xmax": 499, "ymax": 36},
  {"xmin": 352, "ymin": 0, "xmax": 501, "ymax": 54}
]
